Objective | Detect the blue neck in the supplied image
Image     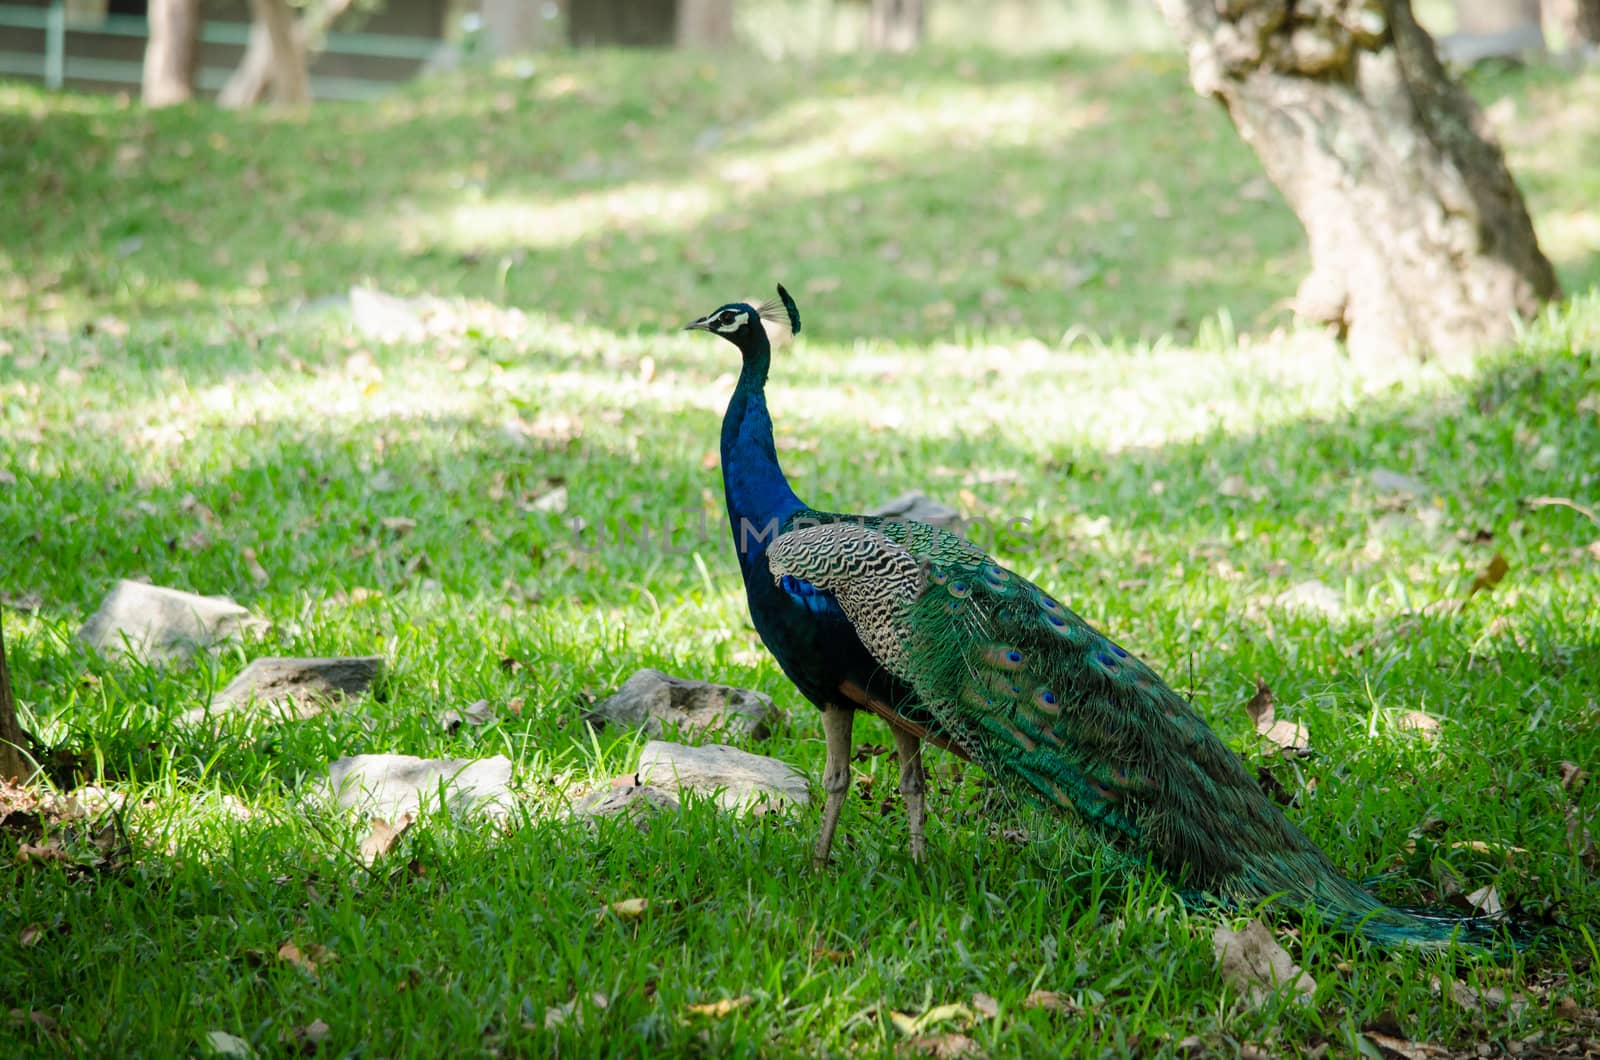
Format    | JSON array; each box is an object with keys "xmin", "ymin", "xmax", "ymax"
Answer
[{"xmin": 720, "ymin": 331, "xmax": 804, "ymax": 564}]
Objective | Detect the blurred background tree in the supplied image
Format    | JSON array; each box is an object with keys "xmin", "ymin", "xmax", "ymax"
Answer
[
  {"xmin": 219, "ymin": 0, "xmax": 360, "ymax": 106},
  {"xmin": 142, "ymin": 0, "xmax": 200, "ymax": 104},
  {"xmin": 864, "ymin": 0, "xmax": 927, "ymax": 51}
]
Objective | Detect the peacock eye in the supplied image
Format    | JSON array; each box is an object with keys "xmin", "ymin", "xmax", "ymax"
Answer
[{"xmin": 718, "ymin": 311, "xmax": 736, "ymax": 325}]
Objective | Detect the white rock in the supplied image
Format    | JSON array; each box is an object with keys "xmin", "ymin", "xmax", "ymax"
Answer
[
  {"xmin": 636, "ymin": 741, "xmax": 809, "ymax": 815},
  {"xmin": 322, "ymin": 753, "xmax": 515, "ymax": 821},
  {"xmin": 177, "ymin": 655, "xmax": 384, "ymax": 727},
  {"xmin": 1369, "ymin": 468, "xmax": 1428, "ymax": 499},
  {"xmin": 1273, "ymin": 579, "xmax": 1345, "ymax": 617},
  {"xmin": 77, "ymin": 580, "xmax": 264, "ymax": 664},
  {"xmin": 586, "ymin": 670, "xmax": 778, "ymax": 740},
  {"xmin": 869, "ymin": 491, "xmax": 964, "ymax": 533}
]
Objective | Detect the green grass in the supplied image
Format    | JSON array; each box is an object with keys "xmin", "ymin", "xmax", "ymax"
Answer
[{"xmin": 2, "ymin": 45, "xmax": 1599, "ymax": 1058}]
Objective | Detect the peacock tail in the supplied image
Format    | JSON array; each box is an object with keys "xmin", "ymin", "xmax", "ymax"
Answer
[{"xmin": 767, "ymin": 519, "xmax": 1507, "ymax": 949}]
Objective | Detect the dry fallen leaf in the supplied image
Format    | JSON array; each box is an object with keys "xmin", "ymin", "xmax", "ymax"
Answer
[
  {"xmin": 205, "ymin": 1030, "xmax": 255, "ymax": 1057},
  {"xmin": 1465, "ymin": 884, "xmax": 1503, "ymax": 917},
  {"xmin": 811, "ymin": 945, "xmax": 853, "ymax": 964},
  {"xmin": 970, "ymin": 992, "xmax": 1000, "ymax": 1020},
  {"xmin": 16, "ymin": 840, "xmax": 70, "ymax": 864},
  {"xmin": 530, "ymin": 485, "xmax": 568, "ymax": 514},
  {"xmin": 1361, "ymin": 1031, "xmax": 1450, "ymax": 1059},
  {"xmin": 1448, "ymin": 839, "xmax": 1527, "ymax": 861},
  {"xmin": 1212, "ymin": 919, "xmax": 1316, "ymax": 1007},
  {"xmin": 1244, "ymin": 677, "xmax": 1311, "ymax": 755},
  {"xmin": 1244, "ymin": 677, "xmax": 1273, "ymax": 727},
  {"xmin": 899, "ymin": 1033, "xmax": 980, "ymax": 1057},
  {"xmin": 19, "ymin": 924, "xmax": 43, "ymax": 948},
  {"xmin": 542, "ymin": 992, "xmax": 609, "ymax": 1030},
  {"xmin": 358, "ymin": 814, "xmax": 413, "ymax": 865},
  {"xmin": 601, "ymin": 897, "xmax": 649, "ymax": 922},
  {"xmin": 890, "ymin": 1002, "xmax": 975, "ymax": 1036},
  {"xmin": 685, "ymin": 995, "xmax": 751, "ymax": 1018},
  {"xmin": 1559, "ymin": 761, "xmax": 1589, "ymax": 795},
  {"xmin": 277, "ymin": 942, "xmax": 330, "ymax": 975},
  {"xmin": 1395, "ymin": 711, "xmax": 1440, "ymax": 742},
  {"xmin": 1022, "ymin": 989, "xmax": 1078, "ymax": 1013},
  {"xmin": 1463, "ymin": 552, "xmax": 1510, "ymax": 606}
]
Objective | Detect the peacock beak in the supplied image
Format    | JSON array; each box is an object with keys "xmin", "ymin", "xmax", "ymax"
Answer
[{"xmin": 684, "ymin": 315, "xmax": 712, "ymax": 332}]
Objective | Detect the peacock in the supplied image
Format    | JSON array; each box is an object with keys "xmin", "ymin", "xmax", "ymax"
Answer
[{"xmin": 686, "ymin": 286, "xmax": 1508, "ymax": 950}]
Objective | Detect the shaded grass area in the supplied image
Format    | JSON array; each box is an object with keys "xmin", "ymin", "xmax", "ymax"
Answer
[
  {"xmin": 2, "ymin": 48, "xmax": 1599, "ymax": 1058},
  {"xmin": 13, "ymin": 46, "xmax": 1594, "ymax": 344}
]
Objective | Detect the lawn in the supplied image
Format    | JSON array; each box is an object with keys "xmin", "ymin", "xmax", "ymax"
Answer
[{"xmin": 1, "ymin": 39, "xmax": 1599, "ymax": 1058}]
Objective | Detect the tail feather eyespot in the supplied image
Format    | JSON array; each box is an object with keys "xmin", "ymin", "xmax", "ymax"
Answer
[{"xmin": 980, "ymin": 645, "xmax": 1026, "ymax": 670}]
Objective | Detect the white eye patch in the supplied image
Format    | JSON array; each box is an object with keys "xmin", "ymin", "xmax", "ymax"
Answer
[{"xmin": 715, "ymin": 310, "xmax": 748, "ymax": 333}]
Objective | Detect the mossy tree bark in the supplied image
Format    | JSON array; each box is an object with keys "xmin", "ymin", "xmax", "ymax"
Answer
[
  {"xmin": 0, "ymin": 614, "xmax": 36, "ymax": 784},
  {"xmin": 1156, "ymin": 0, "xmax": 1560, "ymax": 365}
]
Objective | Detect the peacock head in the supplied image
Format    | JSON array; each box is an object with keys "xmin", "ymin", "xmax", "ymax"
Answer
[{"xmin": 684, "ymin": 284, "xmax": 801, "ymax": 355}]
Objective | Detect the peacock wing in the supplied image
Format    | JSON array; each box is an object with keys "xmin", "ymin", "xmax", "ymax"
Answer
[{"xmin": 902, "ymin": 555, "xmax": 1312, "ymax": 884}]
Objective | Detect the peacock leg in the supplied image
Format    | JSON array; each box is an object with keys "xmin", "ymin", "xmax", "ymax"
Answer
[
  {"xmin": 813, "ymin": 704, "xmax": 856, "ymax": 867},
  {"xmin": 891, "ymin": 725, "xmax": 927, "ymax": 863}
]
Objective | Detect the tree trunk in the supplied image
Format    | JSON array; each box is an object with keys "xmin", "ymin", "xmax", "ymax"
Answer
[
  {"xmin": 0, "ymin": 614, "xmax": 36, "ymax": 785},
  {"xmin": 481, "ymin": 0, "xmax": 544, "ymax": 56},
  {"xmin": 677, "ymin": 0, "xmax": 734, "ymax": 46},
  {"xmin": 1548, "ymin": 0, "xmax": 1600, "ymax": 48},
  {"xmin": 1156, "ymin": 0, "xmax": 1560, "ymax": 366},
  {"xmin": 255, "ymin": 0, "xmax": 310, "ymax": 103},
  {"xmin": 142, "ymin": 0, "xmax": 201, "ymax": 107},
  {"xmin": 219, "ymin": 0, "xmax": 355, "ymax": 109},
  {"xmin": 568, "ymin": 0, "xmax": 678, "ymax": 47},
  {"xmin": 866, "ymin": 0, "xmax": 926, "ymax": 51}
]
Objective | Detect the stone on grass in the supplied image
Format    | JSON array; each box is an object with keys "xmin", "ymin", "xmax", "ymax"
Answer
[
  {"xmin": 636, "ymin": 740, "xmax": 808, "ymax": 815},
  {"xmin": 1212, "ymin": 919, "xmax": 1316, "ymax": 1008},
  {"xmin": 78, "ymin": 580, "xmax": 265, "ymax": 664},
  {"xmin": 1273, "ymin": 580, "xmax": 1345, "ymax": 618},
  {"xmin": 869, "ymin": 492, "xmax": 964, "ymax": 533},
  {"xmin": 1369, "ymin": 468, "xmax": 1428, "ymax": 499},
  {"xmin": 349, "ymin": 285, "xmax": 437, "ymax": 342},
  {"xmin": 323, "ymin": 753, "xmax": 515, "ymax": 821},
  {"xmin": 586, "ymin": 670, "xmax": 778, "ymax": 740},
  {"xmin": 177, "ymin": 655, "xmax": 384, "ymax": 727},
  {"xmin": 567, "ymin": 784, "xmax": 680, "ymax": 832}
]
